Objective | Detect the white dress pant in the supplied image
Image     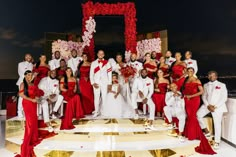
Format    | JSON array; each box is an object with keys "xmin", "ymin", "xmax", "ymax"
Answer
[
  {"xmin": 164, "ymin": 106, "xmax": 186, "ymax": 132},
  {"xmin": 197, "ymin": 105, "xmax": 223, "ymax": 143},
  {"xmin": 93, "ymin": 83, "xmax": 108, "ymax": 114},
  {"xmin": 17, "ymin": 85, "xmax": 24, "ymax": 117},
  {"xmin": 41, "ymin": 95, "xmax": 63, "ymax": 123},
  {"xmin": 131, "ymin": 92, "xmax": 155, "ymax": 120}
]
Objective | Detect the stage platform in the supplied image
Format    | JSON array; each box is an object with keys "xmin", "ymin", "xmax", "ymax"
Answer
[{"xmin": 3, "ymin": 115, "xmax": 233, "ymax": 157}]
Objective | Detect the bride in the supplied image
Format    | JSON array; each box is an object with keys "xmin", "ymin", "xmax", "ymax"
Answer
[{"xmin": 101, "ymin": 72, "xmax": 134, "ymax": 118}]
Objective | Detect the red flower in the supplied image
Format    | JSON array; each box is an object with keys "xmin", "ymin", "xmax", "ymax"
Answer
[
  {"xmin": 120, "ymin": 65, "xmax": 136, "ymax": 79},
  {"xmin": 54, "ymin": 84, "xmax": 57, "ymax": 87},
  {"xmin": 215, "ymin": 86, "xmax": 221, "ymax": 89},
  {"xmin": 146, "ymin": 83, "xmax": 150, "ymax": 86},
  {"xmin": 35, "ymin": 88, "xmax": 44, "ymax": 97},
  {"xmin": 188, "ymin": 62, "xmax": 192, "ymax": 64}
]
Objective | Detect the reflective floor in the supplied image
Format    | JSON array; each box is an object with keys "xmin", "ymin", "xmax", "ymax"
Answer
[{"xmin": 1, "ymin": 115, "xmax": 236, "ymax": 157}]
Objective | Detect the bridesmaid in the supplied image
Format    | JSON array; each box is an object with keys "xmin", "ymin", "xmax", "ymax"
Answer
[
  {"xmin": 56, "ymin": 59, "xmax": 67, "ymax": 80},
  {"xmin": 143, "ymin": 52, "xmax": 157, "ymax": 79},
  {"xmin": 33, "ymin": 54, "xmax": 50, "ymax": 86},
  {"xmin": 60, "ymin": 67, "xmax": 84, "ymax": 130},
  {"xmin": 182, "ymin": 67, "xmax": 203, "ymax": 140},
  {"xmin": 77, "ymin": 53, "xmax": 94, "ymax": 115},
  {"xmin": 170, "ymin": 52, "xmax": 186, "ymax": 90},
  {"xmin": 158, "ymin": 56, "xmax": 169, "ymax": 79},
  {"xmin": 18, "ymin": 70, "xmax": 39, "ymax": 157},
  {"xmin": 152, "ymin": 69, "xmax": 169, "ymax": 117}
]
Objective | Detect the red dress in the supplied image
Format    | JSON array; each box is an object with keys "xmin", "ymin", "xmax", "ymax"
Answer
[
  {"xmin": 152, "ymin": 83, "xmax": 168, "ymax": 114},
  {"xmin": 171, "ymin": 64, "xmax": 186, "ymax": 90},
  {"xmin": 183, "ymin": 82, "xmax": 201, "ymax": 140},
  {"xmin": 33, "ymin": 66, "xmax": 50, "ymax": 86},
  {"xmin": 60, "ymin": 82, "xmax": 84, "ymax": 130},
  {"xmin": 79, "ymin": 66, "xmax": 94, "ymax": 114},
  {"xmin": 56, "ymin": 68, "xmax": 66, "ymax": 79},
  {"xmin": 144, "ymin": 63, "xmax": 157, "ymax": 79},
  {"xmin": 20, "ymin": 85, "xmax": 39, "ymax": 157}
]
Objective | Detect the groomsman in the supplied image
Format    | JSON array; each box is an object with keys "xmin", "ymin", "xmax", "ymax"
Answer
[
  {"xmin": 131, "ymin": 69, "xmax": 155, "ymax": 128},
  {"xmin": 127, "ymin": 53, "xmax": 143, "ymax": 88},
  {"xmin": 184, "ymin": 51, "xmax": 198, "ymax": 75},
  {"xmin": 165, "ymin": 50, "xmax": 176, "ymax": 66},
  {"xmin": 197, "ymin": 71, "xmax": 228, "ymax": 149},
  {"xmin": 38, "ymin": 69, "xmax": 64, "ymax": 132},
  {"xmin": 49, "ymin": 51, "xmax": 61, "ymax": 70},
  {"xmin": 90, "ymin": 50, "xmax": 112, "ymax": 117},
  {"xmin": 164, "ymin": 83, "xmax": 186, "ymax": 141},
  {"xmin": 67, "ymin": 49, "xmax": 83, "ymax": 75},
  {"xmin": 16, "ymin": 53, "xmax": 33, "ymax": 118}
]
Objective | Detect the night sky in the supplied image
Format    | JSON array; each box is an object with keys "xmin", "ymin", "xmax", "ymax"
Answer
[{"xmin": 1, "ymin": 0, "xmax": 236, "ymax": 79}]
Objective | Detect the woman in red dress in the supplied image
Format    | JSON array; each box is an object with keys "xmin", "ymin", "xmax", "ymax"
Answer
[
  {"xmin": 143, "ymin": 52, "xmax": 157, "ymax": 79},
  {"xmin": 56, "ymin": 59, "xmax": 67, "ymax": 80},
  {"xmin": 182, "ymin": 67, "xmax": 204, "ymax": 140},
  {"xmin": 33, "ymin": 54, "xmax": 50, "ymax": 86},
  {"xmin": 18, "ymin": 70, "xmax": 39, "ymax": 157},
  {"xmin": 77, "ymin": 53, "xmax": 94, "ymax": 115},
  {"xmin": 158, "ymin": 56, "xmax": 170, "ymax": 78},
  {"xmin": 170, "ymin": 52, "xmax": 186, "ymax": 90},
  {"xmin": 60, "ymin": 67, "xmax": 84, "ymax": 130},
  {"xmin": 152, "ymin": 69, "xmax": 169, "ymax": 117}
]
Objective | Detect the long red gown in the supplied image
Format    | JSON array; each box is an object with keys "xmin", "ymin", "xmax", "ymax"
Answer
[
  {"xmin": 144, "ymin": 63, "xmax": 157, "ymax": 79},
  {"xmin": 33, "ymin": 66, "xmax": 50, "ymax": 86},
  {"xmin": 183, "ymin": 82, "xmax": 216, "ymax": 154},
  {"xmin": 60, "ymin": 82, "xmax": 84, "ymax": 130},
  {"xmin": 152, "ymin": 83, "xmax": 168, "ymax": 114},
  {"xmin": 20, "ymin": 85, "xmax": 39, "ymax": 157},
  {"xmin": 78, "ymin": 66, "xmax": 94, "ymax": 114},
  {"xmin": 171, "ymin": 64, "xmax": 185, "ymax": 90}
]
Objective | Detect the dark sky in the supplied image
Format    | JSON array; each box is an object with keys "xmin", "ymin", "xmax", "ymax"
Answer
[{"xmin": 1, "ymin": 0, "xmax": 236, "ymax": 79}]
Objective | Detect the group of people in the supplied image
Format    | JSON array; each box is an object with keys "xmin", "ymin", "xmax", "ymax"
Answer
[{"xmin": 16, "ymin": 48, "xmax": 228, "ymax": 156}]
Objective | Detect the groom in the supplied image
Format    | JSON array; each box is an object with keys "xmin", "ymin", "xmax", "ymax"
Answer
[{"xmin": 90, "ymin": 50, "xmax": 112, "ymax": 117}]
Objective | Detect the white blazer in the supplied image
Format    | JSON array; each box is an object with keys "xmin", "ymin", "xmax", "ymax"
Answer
[
  {"xmin": 38, "ymin": 77, "xmax": 60, "ymax": 98},
  {"xmin": 202, "ymin": 80, "xmax": 228, "ymax": 112},
  {"xmin": 165, "ymin": 91, "xmax": 185, "ymax": 110},
  {"xmin": 48, "ymin": 58, "xmax": 61, "ymax": 70},
  {"xmin": 16, "ymin": 61, "xmax": 33, "ymax": 86},
  {"xmin": 165, "ymin": 57, "xmax": 176, "ymax": 66},
  {"xmin": 67, "ymin": 57, "xmax": 83, "ymax": 75},
  {"xmin": 184, "ymin": 58, "xmax": 198, "ymax": 74},
  {"xmin": 90, "ymin": 59, "xmax": 112, "ymax": 86},
  {"xmin": 134, "ymin": 77, "xmax": 154, "ymax": 101},
  {"xmin": 127, "ymin": 61, "xmax": 143, "ymax": 78}
]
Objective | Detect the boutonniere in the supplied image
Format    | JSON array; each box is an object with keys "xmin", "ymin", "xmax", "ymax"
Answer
[
  {"xmin": 135, "ymin": 63, "xmax": 138, "ymax": 66},
  {"xmin": 215, "ymin": 86, "xmax": 221, "ymax": 89},
  {"xmin": 169, "ymin": 60, "xmax": 173, "ymax": 63},
  {"xmin": 54, "ymin": 84, "xmax": 57, "ymax": 87},
  {"xmin": 188, "ymin": 62, "xmax": 192, "ymax": 64},
  {"xmin": 146, "ymin": 83, "xmax": 151, "ymax": 86}
]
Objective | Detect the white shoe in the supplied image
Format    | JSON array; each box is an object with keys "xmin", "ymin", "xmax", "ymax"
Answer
[
  {"xmin": 213, "ymin": 143, "xmax": 220, "ymax": 150},
  {"xmin": 204, "ymin": 132, "xmax": 211, "ymax": 137},
  {"xmin": 48, "ymin": 126, "xmax": 54, "ymax": 133},
  {"xmin": 51, "ymin": 114, "xmax": 57, "ymax": 119},
  {"xmin": 145, "ymin": 125, "xmax": 156, "ymax": 130},
  {"xmin": 167, "ymin": 124, "xmax": 174, "ymax": 130},
  {"xmin": 134, "ymin": 114, "xmax": 139, "ymax": 120},
  {"xmin": 92, "ymin": 112, "xmax": 99, "ymax": 118},
  {"xmin": 178, "ymin": 136, "xmax": 185, "ymax": 142}
]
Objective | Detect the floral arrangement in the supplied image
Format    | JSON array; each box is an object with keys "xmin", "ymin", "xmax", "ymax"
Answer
[
  {"xmin": 51, "ymin": 17, "xmax": 96, "ymax": 61},
  {"xmin": 136, "ymin": 38, "xmax": 162, "ymax": 60},
  {"xmin": 119, "ymin": 65, "xmax": 136, "ymax": 80},
  {"xmin": 82, "ymin": 1, "xmax": 137, "ymax": 60}
]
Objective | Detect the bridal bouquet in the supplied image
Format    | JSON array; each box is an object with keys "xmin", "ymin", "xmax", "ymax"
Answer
[{"xmin": 119, "ymin": 65, "xmax": 136, "ymax": 82}]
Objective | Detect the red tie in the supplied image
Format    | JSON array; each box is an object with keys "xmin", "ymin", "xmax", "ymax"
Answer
[{"xmin": 98, "ymin": 60, "xmax": 104, "ymax": 64}]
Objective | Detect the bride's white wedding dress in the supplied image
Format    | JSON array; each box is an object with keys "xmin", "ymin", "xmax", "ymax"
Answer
[{"xmin": 101, "ymin": 83, "xmax": 135, "ymax": 118}]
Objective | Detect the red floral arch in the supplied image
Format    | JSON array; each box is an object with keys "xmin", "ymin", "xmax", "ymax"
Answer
[{"xmin": 82, "ymin": 1, "xmax": 137, "ymax": 60}]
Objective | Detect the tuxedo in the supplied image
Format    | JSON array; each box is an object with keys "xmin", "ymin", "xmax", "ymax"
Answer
[
  {"xmin": 165, "ymin": 57, "xmax": 176, "ymax": 66},
  {"xmin": 127, "ymin": 60, "xmax": 143, "ymax": 78},
  {"xmin": 131, "ymin": 76, "xmax": 155, "ymax": 120},
  {"xmin": 16, "ymin": 61, "xmax": 33, "ymax": 117},
  {"xmin": 67, "ymin": 56, "xmax": 83, "ymax": 75},
  {"xmin": 197, "ymin": 80, "xmax": 228, "ymax": 143},
  {"xmin": 48, "ymin": 58, "xmax": 61, "ymax": 70},
  {"xmin": 164, "ymin": 91, "xmax": 186, "ymax": 132},
  {"xmin": 184, "ymin": 58, "xmax": 198, "ymax": 74},
  {"xmin": 38, "ymin": 77, "xmax": 63, "ymax": 122},
  {"xmin": 90, "ymin": 59, "xmax": 112, "ymax": 115}
]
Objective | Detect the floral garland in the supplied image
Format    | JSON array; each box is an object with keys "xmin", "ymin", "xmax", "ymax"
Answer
[
  {"xmin": 51, "ymin": 17, "xmax": 96, "ymax": 61},
  {"xmin": 82, "ymin": 1, "xmax": 137, "ymax": 60},
  {"xmin": 136, "ymin": 38, "xmax": 162, "ymax": 60}
]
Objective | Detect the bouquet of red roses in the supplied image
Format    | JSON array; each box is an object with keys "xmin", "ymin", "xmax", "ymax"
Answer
[{"xmin": 119, "ymin": 65, "xmax": 136, "ymax": 81}]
